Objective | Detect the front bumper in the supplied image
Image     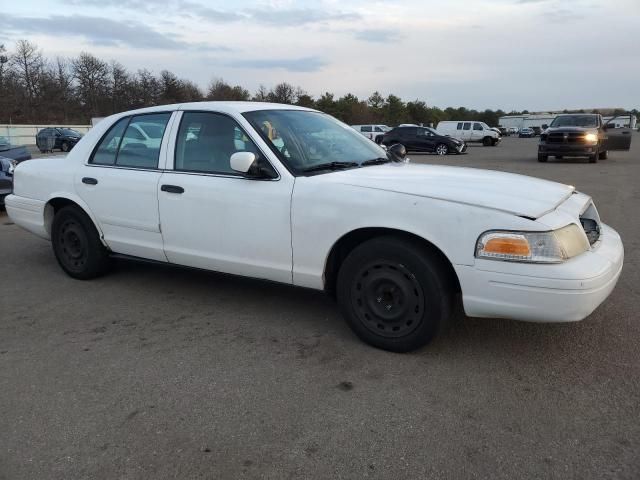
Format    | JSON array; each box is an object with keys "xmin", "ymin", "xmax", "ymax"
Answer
[
  {"xmin": 539, "ymin": 143, "xmax": 597, "ymax": 156},
  {"xmin": 456, "ymin": 223, "xmax": 623, "ymax": 322},
  {"xmin": 455, "ymin": 143, "xmax": 467, "ymax": 154}
]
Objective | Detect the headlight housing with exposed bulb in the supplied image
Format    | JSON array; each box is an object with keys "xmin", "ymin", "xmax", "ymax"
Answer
[
  {"xmin": 584, "ymin": 132, "xmax": 598, "ymax": 144},
  {"xmin": 475, "ymin": 224, "xmax": 590, "ymax": 263}
]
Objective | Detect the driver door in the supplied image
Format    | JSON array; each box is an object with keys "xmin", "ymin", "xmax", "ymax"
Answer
[{"xmin": 603, "ymin": 116, "xmax": 632, "ymax": 151}]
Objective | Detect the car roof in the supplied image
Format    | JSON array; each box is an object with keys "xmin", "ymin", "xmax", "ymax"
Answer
[{"xmin": 110, "ymin": 101, "xmax": 318, "ymax": 117}]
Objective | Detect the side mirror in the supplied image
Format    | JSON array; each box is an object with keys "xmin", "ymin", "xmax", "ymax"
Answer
[
  {"xmin": 389, "ymin": 143, "xmax": 407, "ymax": 161},
  {"xmin": 230, "ymin": 151, "xmax": 257, "ymax": 174},
  {"xmin": 230, "ymin": 151, "xmax": 277, "ymax": 179}
]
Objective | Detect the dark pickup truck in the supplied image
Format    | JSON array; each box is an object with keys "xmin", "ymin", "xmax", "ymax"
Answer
[{"xmin": 538, "ymin": 114, "xmax": 632, "ymax": 163}]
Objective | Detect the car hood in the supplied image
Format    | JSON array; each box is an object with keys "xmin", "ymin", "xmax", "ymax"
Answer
[
  {"xmin": 545, "ymin": 126, "xmax": 591, "ymax": 133},
  {"xmin": 316, "ymin": 163, "xmax": 574, "ymax": 218}
]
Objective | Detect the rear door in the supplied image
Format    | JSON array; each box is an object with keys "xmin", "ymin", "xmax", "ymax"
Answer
[
  {"xmin": 76, "ymin": 112, "xmax": 175, "ymax": 261},
  {"xmin": 361, "ymin": 125, "xmax": 373, "ymax": 140},
  {"xmin": 604, "ymin": 116, "xmax": 632, "ymax": 151}
]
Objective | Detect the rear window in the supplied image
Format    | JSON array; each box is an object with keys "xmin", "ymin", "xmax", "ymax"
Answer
[
  {"xmin": 361, "ymin": 126, "xmax": 372, "ymax": 132},
  {"xmin": 90, "ymin": 113, "xmax": 171, "ymax": 168}
]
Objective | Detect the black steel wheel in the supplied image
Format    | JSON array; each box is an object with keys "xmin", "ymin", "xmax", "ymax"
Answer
[
  {"xmin": 52, "ymin": 205, "xmax": 111, "ymax": 279},
  {"xmin": 337, "ymin": 236, "xmax": 453, "ymax": 352}
]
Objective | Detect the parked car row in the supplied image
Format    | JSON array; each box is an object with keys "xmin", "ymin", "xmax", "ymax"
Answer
[
  {"xmin": 0, "ymin": 136, "xmax": 31, "ymax": 163},
  {"xmin": 0, "ymin": 156, "xmax": 15, "ymax": 206}
]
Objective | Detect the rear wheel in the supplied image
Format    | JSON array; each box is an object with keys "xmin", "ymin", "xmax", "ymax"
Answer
[
  {"xmin": 538, "ymin": 153, "xmax": 548, "ymax": 162},
  {"xmin": 51, "ymin": 206, "xmax": 111, "ymax": 279},
  {"xmin": 336, "ymin": 236, "xmax": 453, "ymax": 352},
  {"xmin": 435, "ymin": 143, "xmax": 449, "ymax": 155},
  {"xmin": 482, "ymin": 137, "xmax": 492, "ymax": 146}
]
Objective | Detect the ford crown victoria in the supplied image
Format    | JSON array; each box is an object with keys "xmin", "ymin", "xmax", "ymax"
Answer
[{"xmin": 5, "ymin": 102, "xmax": 624, "ymax": 352}]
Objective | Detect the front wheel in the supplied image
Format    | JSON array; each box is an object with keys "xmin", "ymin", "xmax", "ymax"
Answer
[
  {"xmin": 61, "ymin": 142, "xmax": 70, "ymax": 152},
  {"xmin": 435, "ymin": 143, "xmax": 449, "ymax": 155},
  {"xmin": 482, "ymin": 137, "xmax": 492, "ymax": 146},
  {"xmin": 336, "ymin": 236, "xmax": 453, "ymax": 352},
  {"xmin": 51, "ymin": 206, "xmax": 112, "ymax": 279},
  {"xmin": 599, "ymin": 150, "xmax": 608, "ymax": 160}
]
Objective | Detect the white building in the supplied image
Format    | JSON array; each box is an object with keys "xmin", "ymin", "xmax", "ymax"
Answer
[{"xmin": 499, "ymin": 112, "xmax": 637, "ymax": 131}]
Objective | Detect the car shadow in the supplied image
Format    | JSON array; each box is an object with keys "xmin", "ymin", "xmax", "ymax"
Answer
[{"xmin": 108, "ymin": 258, "xmax": 589, "ymax": 359}]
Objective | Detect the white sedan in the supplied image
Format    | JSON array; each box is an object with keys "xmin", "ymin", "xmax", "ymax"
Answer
[{"xmin": 5, "ymin": 102, "xmax": 623, "ymax": 352}]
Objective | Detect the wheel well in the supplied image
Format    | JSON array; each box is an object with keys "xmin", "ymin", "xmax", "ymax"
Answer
[
  {"xmin": 324, "ymin": 227, "xmax": 460, "ymax": 297},
  {"xmin": 44, "ymin": 198, "xmax": 81, "ymax": 235}
]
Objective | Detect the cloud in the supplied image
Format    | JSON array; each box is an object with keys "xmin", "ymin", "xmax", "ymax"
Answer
[
  {"xmin": 542, "ymin": 9, "xmax": 585, "ymax": 23},
  {"xmin": 354, "ymin": 29, "xmax": 404, "ymax": 43},
  {"xmin": 178, "ymin": 1, "xmax": 246, "ymax": 23},
  {"xmin": 226, "ymin": 56, "xmax": 328, "ymax": 73},
  {"xmin": 245, "ymin": 8, "xmax": 360, "ymax": 26},
  {"xmin": 3, "ymin": 14, "xmax": 228, "ymax": 51}
]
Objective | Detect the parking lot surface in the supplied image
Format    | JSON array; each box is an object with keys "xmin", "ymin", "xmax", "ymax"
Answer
[{"xmin": 1, "ymin": 136, "xmax": 639, "ymax": 479}]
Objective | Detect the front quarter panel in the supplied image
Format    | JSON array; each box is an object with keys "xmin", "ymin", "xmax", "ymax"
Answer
[{"xmin": 291, "ymin": 174, "xmax": 538, "ymax": 289}]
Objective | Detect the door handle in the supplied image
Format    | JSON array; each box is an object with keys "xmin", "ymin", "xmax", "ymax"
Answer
[
  {"xmin": 82, "ymin": 177, "xmax": 98, "ymax": 185},
  {"xmin": 161, "ymin": 184, "xmax": 184, "ymax": 194}
]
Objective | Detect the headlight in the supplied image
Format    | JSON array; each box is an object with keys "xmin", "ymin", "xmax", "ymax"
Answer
[
  {"xmin": 475, "ymin": 224, "xmax": 589, "ymax": 263},
  {"xmin": 584, "ymin": 133, "xmax": 598, "ymax": 144}
]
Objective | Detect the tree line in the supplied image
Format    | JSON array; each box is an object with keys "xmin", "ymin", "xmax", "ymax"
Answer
[{"xmin": 0, "ymin": 40, "xmax": 636, "ymax": 127}]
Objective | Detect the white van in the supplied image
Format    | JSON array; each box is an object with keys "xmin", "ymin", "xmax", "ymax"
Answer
[
  {"xmin": 351, "ymin": 124, "xmax": 391, "ymax": 144},
  {"xmin": 436, "ymin": 121, "xmax": 501, "ymax": 146}
]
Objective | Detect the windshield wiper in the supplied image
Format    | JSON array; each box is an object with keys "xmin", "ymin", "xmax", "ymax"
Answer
[
  {"xmin": 361, "ymin": 157, "xmax": 391, "ymax": 166},
  {"xmin": 301, "ymin": 161, "xmax": 359, "ymax": 173}
]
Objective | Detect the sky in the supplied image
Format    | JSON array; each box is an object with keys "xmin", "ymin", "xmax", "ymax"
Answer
[{"xmin": 1, "ymin": 0, "xmax": 639, "ymax": 111}]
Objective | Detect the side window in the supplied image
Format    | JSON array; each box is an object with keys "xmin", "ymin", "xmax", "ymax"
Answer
[
  {"xmin": 90, "ymin": 118, "xmax": 129, "ymax": 165},
  {"xmin": 463, "ymin": 122, "xmax": 471, "ymax": 131},
  {"xmin": 117, "ymin": 113, "xmax": 171, "ymax": 169},
  {"xmin": 473, "ymin": 123, "xmax": 483, "ymax": 131},
  {"xmin": 361, "ymin": 126, "xmax": 372, "ymax": 132},
  {"xmin": 175, "ymin": 112, "xmax": 261, "ymax": 175},
  {"xmin": 374, "ymin": 126, "xmax": 383, "ymax": 132},
  {"xmin": 456, "ymin": 122, "xmax": 463, "ymax": 130}
]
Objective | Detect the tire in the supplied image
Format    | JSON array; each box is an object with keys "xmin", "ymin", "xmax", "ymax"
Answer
[
  {"xmin": 599, "ymin": 150, "xmax": 608, "ymax": 160},
  {"xmin": 555, "ymin": 156, "xmax": 563, "ymax": 159},
  {"xmin": 491, "ymin": 138, "xmax": 498, "ymax": 146},
  {"xmin": 61, "ymin": 141, "xmax": 70, "ymax": 152},
  {"xmin": 336, "ymin": 236, "xmax": 453, "ymax": 352},
  {"xmin": 39, "ymin": 149, "xmax": 46, "ymax": 154},
  {"xmin": 538, "ymin": 153, "xmax": 548, "ymax": 162},
  {"xmin": 482, "ymin": 137, "xmax": 492, "ymax": 146},
  {"xmin": 435, "ymin": 143, "xmax": 449, "ymax": 156},
  {"xmin": 374, "ymin": 135, "xmax": 383, "ymax": 145},
  {"xmin": 588, "ymin": 151, "xmax": 598, "ymax": 163},
  {"xmin": 51, "ymin": 205, "xmax": 111, "ymax": 279}
]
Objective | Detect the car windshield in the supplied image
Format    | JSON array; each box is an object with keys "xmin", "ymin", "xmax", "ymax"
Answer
[
  {"xmin": 243, "ymin": 110, "xmax": 388, "ymax": 174},
  {"xmin": 550, "ymin": 115, "xmax": 598, "ymax": 128}
]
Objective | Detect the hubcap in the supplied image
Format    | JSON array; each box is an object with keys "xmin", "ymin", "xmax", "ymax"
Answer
[
  {"xmin": 436, "ymin": 145, "xmax": 447, "ymax": 155},
  {"xmin": 351, "ymin": 262, "xmax": 424, "ymax": 338},
  {"xmin": 58, "ymin": 219, "xmax": 87, "ymax": 270}
]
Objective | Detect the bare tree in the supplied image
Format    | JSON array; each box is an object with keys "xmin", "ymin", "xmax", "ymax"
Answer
[
  {"xmin": 11, "ymin": 40, "xmax": 44, "ymax": 117},
  {"xmin": 207, "ymin": 78, "xmax": 249, "ymax": 101},
  {"xmin": 267, "ymin": 82, "xmax": 297, "ymax": 104},
  {"xmin": 252, "ymin": 85, "xmax": 269, "ymax": 102},
  {"xmin": 133, "ymin": 69, "xmax": 160, "ymax": 108},
  {"xmin": 72, "ymin": 52, "xmax": 110, "ymax": 117}
]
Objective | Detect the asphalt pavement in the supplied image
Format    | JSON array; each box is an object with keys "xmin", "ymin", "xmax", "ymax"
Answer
[{"xmin": 1, "ymin": 135, "xmax": 639, "ymax": 479}]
